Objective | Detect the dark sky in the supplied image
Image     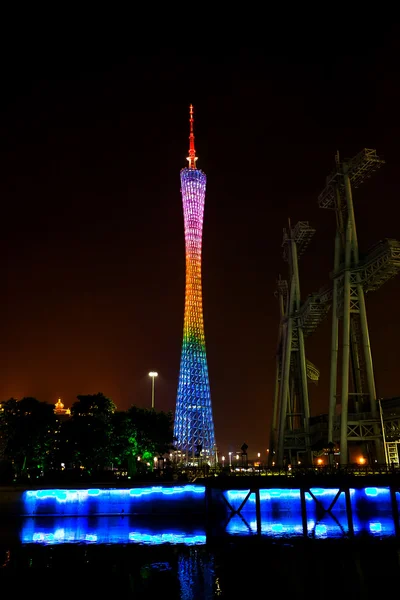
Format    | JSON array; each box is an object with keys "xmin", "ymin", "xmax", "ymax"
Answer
[{"xmin": 1, "ymin": 30, "xmax": 400, "ymax": 460}]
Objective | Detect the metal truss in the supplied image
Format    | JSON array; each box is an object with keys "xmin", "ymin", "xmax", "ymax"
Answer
[
  {"xmin": 346, "ymin": 418, "xmax": 381, "ymax": 441},
  {"xmin": 318, "ymin": 148, "xmax": 399, "ymax": 465},
  {"xmin": 282, "ymin": 431, "xmax": 307, "ymax": 450},
  {"xmin": 312, "ymin": 414, "xmax": 382, "ymax": 443},
  {"xmin": 362, "ymin": 238, "xmax": 400, "ymax": 292},
  {"xmin": 299, "ymin": 291, "xmax": 332, "ymax": 338},
  {"xmin": 318, "ymin": 148, "xmax": 385, "ymax": 210},
  {"xmin": 282, "ymin": 220, "xmax": 316, "ymax": 260},
  {"xmin": 387, "ymin": 443, "xmax": 400, "ymax": 464},
  {"xmin": 384, "ymin": 418, "xmax": 400, "ymax": 442},
  {"xmin": 271, "ymin": 221, "xmax": 320, "ymax": 466},
  {"xmin": 271, "ymin": 149, "xmax": 398, "ymax": 467},
  {"xmin": 380, "ymin": 397, "xmax": 400, "ymax": 464}
]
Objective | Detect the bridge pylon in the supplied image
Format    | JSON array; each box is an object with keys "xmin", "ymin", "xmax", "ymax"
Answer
[
  {"xmin": 318, "ymin": 149, "xmax": 400, "ymax": 465},
  {"xmin": 271, "ymin": 221, "xmax": 327, "ymax": 467}
]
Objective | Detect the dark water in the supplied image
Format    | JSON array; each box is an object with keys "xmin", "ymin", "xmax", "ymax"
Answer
[{"xmin": 1, "ymin": 517, "xmax": 400, "ymax": 598}]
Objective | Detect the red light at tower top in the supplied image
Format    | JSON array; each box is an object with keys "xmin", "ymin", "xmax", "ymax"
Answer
[{"xmin": 186, "ymin": 104, "xmax": 198, "ymax": 169}]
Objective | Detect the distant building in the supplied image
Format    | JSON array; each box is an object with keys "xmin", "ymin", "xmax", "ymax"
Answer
[{"xmin": 54, "ymin": 398, "xmax": 71, "ymax": 421}]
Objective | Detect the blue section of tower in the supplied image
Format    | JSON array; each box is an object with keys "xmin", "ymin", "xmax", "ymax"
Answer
[{"xmin": 173, "ymin": 168, "xmax": 216, "ymax": 459}]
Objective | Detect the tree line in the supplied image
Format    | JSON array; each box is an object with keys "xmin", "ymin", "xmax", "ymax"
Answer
[{"xmin": 0, "ymin": 393, "xmax": 175, "ymax": 482}]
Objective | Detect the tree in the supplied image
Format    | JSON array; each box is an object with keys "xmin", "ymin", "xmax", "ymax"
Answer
[
  {"xmin": 0, "ymin": 397, "xmax": 56, "ymax": 477},
  {"xmin": 64, "ymin": 393, "xmax": 116, "ymax": 473},
  {"xmin": 110, "ymin": 407, "xmax": 174, "ymax": 477},
  {"xmin": 110, "ymin": 410, "xmax": 140, "ymax": 475},
  {"xmin": 71, "ymin": 392, "xmax": 116, "ymax": 421}
]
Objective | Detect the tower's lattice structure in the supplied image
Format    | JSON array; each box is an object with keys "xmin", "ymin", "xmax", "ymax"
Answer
[
  {"xmin": 173, "ymin": 105, "xmax": 216, "ymax": 462},
  {"xmin": 271, "ymin": 221, "xmax": 330, "ymax": 466},
  {"xmin": 318, "ymin": 149, "xmax": 400, "ymax": 464}
]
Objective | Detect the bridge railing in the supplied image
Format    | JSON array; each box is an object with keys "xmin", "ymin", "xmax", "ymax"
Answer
[{"xmin": 187, "ymin": 464, "xmax": 400, "ymax": 480}]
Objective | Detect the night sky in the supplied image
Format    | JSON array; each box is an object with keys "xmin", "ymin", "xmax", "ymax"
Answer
[{"xmin": 1, "ymin": 31, "xmax": 400, "ymax": 460}]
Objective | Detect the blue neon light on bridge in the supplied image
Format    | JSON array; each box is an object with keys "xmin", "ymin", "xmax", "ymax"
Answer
[
  {"xmin": 22, "ymin": 485, "xmax": 206, "ymax": 516},
  {"xmin": 19, "ymin": 485, "xmax": 400, "ymax": 541}
]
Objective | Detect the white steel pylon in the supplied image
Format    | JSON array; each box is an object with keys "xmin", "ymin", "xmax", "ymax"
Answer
[
  {"xmin": 271, "ymin": 220, "xmax": 320, "ymax": 467},
  {"xmin": 319, "ymin": 149, "xmax": 400, "ymax": 465}
]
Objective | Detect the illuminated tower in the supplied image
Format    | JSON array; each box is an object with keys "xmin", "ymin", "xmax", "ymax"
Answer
[{"xmin": 173, "ymin": 105, "xmax": 216, "ymax": 462}]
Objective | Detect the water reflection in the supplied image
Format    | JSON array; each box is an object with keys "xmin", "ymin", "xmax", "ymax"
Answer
[
  {"xmin": 18, "ymin": 508, "xmax": 398, "ymax": 545},
  {"xmin": 20, "ymin": 516, "xmax": 206, "ymax": 545},
  {"xmin": 225, "ymin": 512, "xmax": 396, "ymax": 538},
  {"xmin": 2, "ymin": 519, "xmax": 400, "ymax": 599},
  {"xmin": 179, "ymin": 550, "xmax": 215, "ymax": 600}
]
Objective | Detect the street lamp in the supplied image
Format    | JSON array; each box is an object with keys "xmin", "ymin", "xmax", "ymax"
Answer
[
  {"xmin": 148, "ymin": 372, "xmax": 158, "ymax": 409},
  {"xmin": 228, "ymin": 452, "xmax": 232, "ymax": 467},
  {"xmin": 222, "ymin": 456, "xmax": 225, "ymax": 467}
]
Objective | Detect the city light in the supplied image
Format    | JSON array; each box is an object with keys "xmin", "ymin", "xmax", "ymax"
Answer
[{"xmin": 148, "ymin": 372, "xmax": 158, "ymax": 409}]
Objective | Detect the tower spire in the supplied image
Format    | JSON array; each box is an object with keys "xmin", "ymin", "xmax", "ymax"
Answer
[{"xmin": 187, "ymin": 104, "xmax": 198, "ymax": 169}]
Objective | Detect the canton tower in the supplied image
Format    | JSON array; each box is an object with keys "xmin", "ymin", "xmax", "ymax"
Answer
[{"xmin": 173, "ymin": 105, "xmax": 216, "ymax": 462}]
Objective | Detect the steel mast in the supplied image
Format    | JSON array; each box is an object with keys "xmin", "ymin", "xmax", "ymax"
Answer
[
  {"xmin": 318, "ymin": 149, "xmax": 400, "ymax": 464},
  {"xmin": 272, "ymin": 220, "xmax": 323, "ymax": 467}
]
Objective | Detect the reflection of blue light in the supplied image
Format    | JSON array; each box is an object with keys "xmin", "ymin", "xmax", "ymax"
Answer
[
  {"xmin": 353, "ymin": 516, "xmax": 395, "ymax": 537},
  {"xmin": 262, "ymin": 518, "xmax": 303, "ymax": 537},
  {"xmin": 128, "ymin": 533, "xmax": 206, "ymax": 545},
  {"xmin": 307, "ymin": 519, "xmax": 347, "ymax": 538},
  {"xmin": 315, "ymin": 524, "xmax": 327, "ymax": 536},
  {"xmin": 226, "ymin": 511, "xmax": 396, "ymax": 540},
  {"xmin": 225, "ymin": 514, "xmax": 257, "ymax": 535},
  {"xmin": 21, "ymin": 517, "xmax": 206, "ymax": 546}
]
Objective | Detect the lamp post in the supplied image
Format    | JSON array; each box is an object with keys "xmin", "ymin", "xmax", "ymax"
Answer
[
  {"xmin": 148, "ymin": 372, "xmax": 158, "ymax": 409},
  {"xmin": 228, "ymin": 452, "xmax": 232, "ymax": 467}
]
